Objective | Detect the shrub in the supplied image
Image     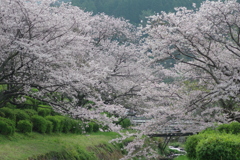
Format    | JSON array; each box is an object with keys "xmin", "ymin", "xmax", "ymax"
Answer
[
  {"xmin": 92, "ymin": 122, "xmax": 99, "ymax": 132},
  {"xmin": 62, "ymin": 117, "xmax": 73, "ymax": 133},
  {"xmin": 0, "ymin": 107, "xmax": 16, "ymax": 121},
  {"xmin": 15, "ymin": 109, "xmax": 30, "ymax": 122},
  {"xmin": 0, "ymin": 117, "xmax": 15, "ymax": 135},
  {"xmin": 71, "ymin": 120, "xmax": 83, "ymax": 134},
  {"xmin": 0, "ymin": 111, "xmax": 5, "ymax": 117},
  {"xmin": 229, "ymin": 121, "xmax": 240, "ymax": 134},
  {"xmin": 85, "ymin": 122, "xmax": 94, "ymax": 133},
  {"xmin": 31, "ymin": 115, "xmax": 48, "ymax": 133},
  {"xmin": 217, "ymin": 123, "xmax": 231, "ymax": 133},
  {"xmin": 17, "ymin": 120, "xmax": 32, "ymax": 133},
  {"xmin": 217, "ymin": 122, "xmax": 240, "ymax": 134},
  {"xmin": 45, "ymin": 116, "xmax": 62, "ymax": 133},
  {"xmin": 5, "ymin": 102, "xmax": 16, "ymax": 109},
  {"xmin": 37, "ymin": 105, "xmax": 52, "ymax": 117},
  {"xmin": 55, "ymin": 116, "xmax": 66, "ymax": 132},
  {"xmin": 196, "ymin": 134, "xmax": 240, "ymax": 160},
  {"xmin": 120, "ymin": 118, "xmax": 131, "ymax": 128},
  {"xmin": 185, "ymin": 134, "xmax": 206, "ymax": 159},
  {"xmin": 45, "ymin": 120, "xmax": 53, "ymax": 134},
  {"xmin": 24, "ymin": 109, "xmax": 38, "ymax": 117}
]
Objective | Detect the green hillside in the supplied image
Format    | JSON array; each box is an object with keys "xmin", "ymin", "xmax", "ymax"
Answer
[{"xmin": 70, "ymin": 0, "xmax": 220, "ymax": 24}]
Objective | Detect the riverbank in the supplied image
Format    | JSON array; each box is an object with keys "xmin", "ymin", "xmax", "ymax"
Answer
[{"xmin": 0, "ymin": 132, "xmax": 123, "ymax": 160}]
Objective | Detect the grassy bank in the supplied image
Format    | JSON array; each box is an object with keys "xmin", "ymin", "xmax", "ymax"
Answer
[
  {"xmin": 0, "ymin": 132, "xmax": 123, "ymax": 160},
  {"xmin": 174, "ymin": 155, "xmax": 189, "ymax": 160}
]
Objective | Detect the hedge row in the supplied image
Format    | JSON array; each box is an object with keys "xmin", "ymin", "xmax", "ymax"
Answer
[
  {"xmin": 0, "ymin": 107, "xmax": 41, "ymax": 121},
  {"xmin": 37, "ymin": 105, "xmax": 52, "ymax": 117},
  {"xmin": 0, "ymin": 115, "xmax": 99, "ymax": 135},
  {"xmin": 85, "ymin": 121, "xmax": 99, "ymax": 133},
  {"xmin": 216, "ymin": 121, "xmax": 240, "ymax": 134},
  {"xmin": 196, "ymin": 134, "xmax": 240, "ymax": 160},
  {"xmin": 185, "ymin": 122, "xmax": 240, "ymax": 160},
  {"xmin": 17, "ymin": 120, "xmax": 32, "ymax": 133},
  {"xmin": 0, "ymin": 107, "xmax": 100, "ymax": 135},
  {"xmin": 0, "ymin": 117, "xmax": 15, "ymax": 135},
  {"xmin": 31, "ymin": 116, "xmax": 99, "ymax": 134}
]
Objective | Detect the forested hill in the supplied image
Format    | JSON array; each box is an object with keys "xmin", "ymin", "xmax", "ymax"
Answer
[{"xmin": 70, "ymin": 0, "xmax": 239, "ymax": 24}]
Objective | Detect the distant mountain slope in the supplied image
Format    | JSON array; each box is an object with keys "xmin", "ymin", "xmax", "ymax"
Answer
[{"xmin": 70, "ymin": 0, "xmax": 235, "ymax": 24}]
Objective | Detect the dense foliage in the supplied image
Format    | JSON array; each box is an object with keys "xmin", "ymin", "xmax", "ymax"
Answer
[
  {"xmin": 0, "ymin": 104, "xmax": 100, "ymax": 135},
  {"xmin": 17, "ymin": 120, "xmax": 33, "ymax": 133},
  {"xmin": 186, "ymin": 122, "xmax": 240, "ymax": 160},
  {"xmin": 0, "ymin": 117, "xmax": 15, "ymax": 135},
  {"xmin": 196, "ymin": 135, "xmax": 240, "ymax": 160}
]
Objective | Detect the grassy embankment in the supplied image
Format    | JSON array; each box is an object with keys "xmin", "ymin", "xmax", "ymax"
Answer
[
  {"xmin": 0, "ymin": 131, "xmax": 123, "ymax": 160},
  {"xmin": 174, "ymin": 155, "xmax": 189, "ymax": 160}
]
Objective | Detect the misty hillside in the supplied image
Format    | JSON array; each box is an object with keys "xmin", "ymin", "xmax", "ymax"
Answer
[{"xmin": 70, "ymin": 0, "xmax": 238, "ymax": 24}]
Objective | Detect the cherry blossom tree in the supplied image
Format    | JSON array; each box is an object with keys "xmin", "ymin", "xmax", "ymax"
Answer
[
  {"xmin": 0, "ymin": 0, "xmax": 155, "ymax": 130},
  {"xmin": 119, "ymin": 0, "xmax": 240, "ymax": 159},
  {"xmin": 0, "ymin": 0, "xmax": 92, "ymax": 108},
  {"xmin": 144, "ymin": 0, "xmax": 240, "ymax": 123},
  {"xmin": 4, "ymin": 0, "xmax": 240, "ymax": 159}
]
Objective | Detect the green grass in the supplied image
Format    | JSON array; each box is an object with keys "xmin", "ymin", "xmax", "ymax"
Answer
[
  {"xmin": 174, "ymin": 155, "xmax": 190, "ymax": 160},
  {"xmin": 0, "ymin": 132, "xmax": 121, "ymax": 160}
]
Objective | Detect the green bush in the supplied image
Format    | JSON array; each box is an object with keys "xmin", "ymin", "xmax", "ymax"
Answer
[
  {"xmin": 0, "ymin": 117, "xmax": 15, "ymax": 135},
  {"xmin": 17, "ymin": 120, "xmax": 32, "ymax": 133},
  {"xmin": 85, "ymin": 122, "xmax": 94, "ymax": 133},
  {"xmin": 92, "ymin": 122, "xmax": 99, "ymax": 132},
  {"xmin": 120, "ymin": 118, "xmax": 131, "ymax": 128},
  {"xmin": 62, "ymin": 117, "xmax": 73, "ymax": 133},
  {"xmin": 0, "ymin": 107, "xmax": 16, "ymax": 121},
  {"xmin": 31, "ymin": 115, "xmax": 48, "ymax": 133},
  {"xmin": 185, "ymin": 134, "xmax": 206, "ymax": 159},
  {"xmin": 71, "ymin": 120, "xmax": 83, "ymax": 134},
  {"xmin": 5, "ymin": 102, "xmax": 16, "ymax": 109},
  {"xmin": 55, "ymin": 116, "xmax": 67, "ymax": 132},
  {"xmin": 15, "ymin": 109, "xmax": 30, "ymax": 122},
  {"xmin": 0, "ymin": 111, "xmax": 5, "ymax": 117},
  {"xmin": 37, "ymin": 105, "xmax": 52, "ymax": 117},
  {"xmin": 229, "ymin": 122, "xmax": 240, "ymax": 134},
  {"xmin": 45, "ymin": 120, "xmax": 53, "ymax": 134},
  {"xmin": 217, "ymin": 122, "xmax": 240, "ymax": 134},
  {"xmin": 45, "ymin": 116, "xmax": 62, "ymax": 133},
  {"xmin": 217, "ymin": 123, "xmax": 231, "ymax": 133},
  {"xmin": 24, "ymin": 109, "xmax": 38, "ymax": 117},
  {"xmin": 196, "ymin": 134, "xmax": 240, "ymax": 160}
]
